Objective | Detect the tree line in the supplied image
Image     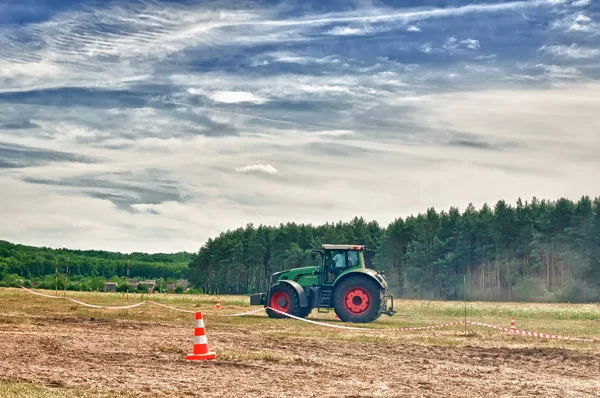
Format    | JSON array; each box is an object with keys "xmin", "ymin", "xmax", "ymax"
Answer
[
  {"xmin": 188, "ymin": 196, "xmax": 600, "ymax": 303},
  {"xmin": 0, "ymin": 240, "xmax": 192, "ymax": 290},
  {"xmin": 2, "ymin": 195, "xmax": 599, "ymax": 303}
]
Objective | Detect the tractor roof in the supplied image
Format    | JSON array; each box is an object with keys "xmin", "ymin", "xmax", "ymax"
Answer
[{"xmin": 322, "ymin": 244, "xmax": 365, "ymax": 250}]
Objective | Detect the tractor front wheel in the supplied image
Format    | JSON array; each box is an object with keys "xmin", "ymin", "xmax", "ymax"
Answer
[
  {"xmin": 266, "ymin": 284, "xmax": 305, "ymax": 319},
  {"xmin": 333, "ymin": 275, "xmax": 383, "ymax": 323}
]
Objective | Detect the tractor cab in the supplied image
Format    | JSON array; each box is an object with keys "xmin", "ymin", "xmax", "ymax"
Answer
[{"xmin": 312, "ymin": 244, "xmax": 366, "ymax": 284}]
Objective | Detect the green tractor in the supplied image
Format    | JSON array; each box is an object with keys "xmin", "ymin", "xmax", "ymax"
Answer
[{"xmin": 250, "ymin": 244, "xmax": 395, "ymax": 323}]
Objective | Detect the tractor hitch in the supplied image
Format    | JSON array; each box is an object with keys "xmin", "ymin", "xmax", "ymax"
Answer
[{"xmin": 382, "ymin": 294, "xmax": 396, "ymax": 317}]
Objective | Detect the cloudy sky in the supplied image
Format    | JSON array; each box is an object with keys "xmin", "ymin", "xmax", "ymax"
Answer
[{"xmin": 1, "ymin": 0, "xmax": 599, "ymax": 253}]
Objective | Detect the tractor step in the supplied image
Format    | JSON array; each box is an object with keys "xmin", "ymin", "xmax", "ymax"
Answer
[{"xmin": 317, "ymin": 287, "xmax": 332, "ymax": 312}]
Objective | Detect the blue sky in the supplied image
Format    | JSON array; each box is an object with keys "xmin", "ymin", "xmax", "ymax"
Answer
[{"xmin": 0, "ymin": 0, "xmax": 599, "ymax": 252}]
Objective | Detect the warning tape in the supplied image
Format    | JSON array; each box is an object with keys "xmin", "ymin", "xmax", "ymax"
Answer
[
  {"xmin": 146, "ymin": 301, "xmax": 264, "ymax": 317},
  {"xmin": 16, "ymin": 287, "xmax": 598, "ymax": 342},
  {"xmin": 466, "ymin": 321, "xmax": 595, "ymax": 342},
  {"xmin": 20, "ymin": 286, "xmax": 265, "ymax": 317},
  {"xmin": 66, "ymin": 297, "xmax": 146, "ymax": 310},
  {"xmin": 266, "ymin": 306, "xmax": 465, "ymax": 331},
  {"xmin": 146, "ymin": 300, "xmax": 196, "ymax": 314},
  {"xmin": 221, "ymin": 307, "xmax": 266, "ymax": 317},
  {"xmin": 266, "ymin": 307, "xmax": 597, "ymax": 342},
  {"xmin": 20, "ymin": 287, "xmax": 65, "ymax": 299}
]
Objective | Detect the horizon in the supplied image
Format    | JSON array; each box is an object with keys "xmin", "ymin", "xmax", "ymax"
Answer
[
  {"xmin": 1, "ymin": 0, "xmax": 599, "ymax": 253},
  {"xmin": 3, "ymin": 193, "xmax": 594, "ymax": 254}
]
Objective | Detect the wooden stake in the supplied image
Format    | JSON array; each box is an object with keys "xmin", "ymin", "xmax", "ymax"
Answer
[
  {"xmin": 63, "ymin": 256, "xmax": 69, "ymax": 297},
  {"xmin": 55, "ymin": 258, "xmax": 58, "ymax": 297},
  {"xmin": 464, "ymin": 274, "xmax": 467, "ymax": 335},
  {"xmin": 126, "ymin": 261, "xmax": 130, "ymax": 302}
]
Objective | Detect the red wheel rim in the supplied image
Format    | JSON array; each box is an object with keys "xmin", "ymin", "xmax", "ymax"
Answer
[
  {"xmin": 344, "ymin": 288, "xmax": 370, "ymax": 314},
  {"xmin": 270, "ymin": 291, "xmax": 291, "ymax": 312}
]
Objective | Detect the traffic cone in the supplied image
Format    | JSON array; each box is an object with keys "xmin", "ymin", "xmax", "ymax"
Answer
[
  {"xmin": 510, "ymin": 316, "xmax": 515, "ymax": 329},
  {"xmin": 186, "ymin": 312, "xmax": 216, "ymax": 361},
  {"xmin": 216, "ymin": 297, "xmax": 221, "ymax": 310}
]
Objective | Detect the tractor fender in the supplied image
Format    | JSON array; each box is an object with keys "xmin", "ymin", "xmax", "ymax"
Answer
[
  {"xmin": 332, "ymin": 268, "xmax": 388, "ymax": 291},
  {"xmin": 277, "ymin": 280, "xmax": 309, "ymax": 308}
]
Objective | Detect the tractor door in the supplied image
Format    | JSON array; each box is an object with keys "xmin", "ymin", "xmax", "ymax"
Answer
[{"xmin": 321, "ymin": 250, "xmax": 346, "ymax": 285}]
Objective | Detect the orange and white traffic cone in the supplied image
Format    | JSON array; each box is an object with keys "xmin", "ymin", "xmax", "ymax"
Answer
[
  {"xmin": 186, "ymin": 312, "xmax": 216, "ymax": 361},
  {"xmin": 216, "ymin": 297, "xmax": 221, "ymax": 310},
  {"xmin": 510, "ymin": 316, "xmax": 515, "ymax": 329}
]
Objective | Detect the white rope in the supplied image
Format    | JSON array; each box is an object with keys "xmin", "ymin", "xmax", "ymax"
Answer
[
  {"xmin": 147, "ymin": 302, "xmax": 266, "ymax": 317},
  {"xmin": 146, "ymin": 300, "xmax": 196, "ymax": 313},
  {"xmin": 266, "ymin": 306, "xmax": 467, "ymax": 331},
  {"xmin": 217, "ymin": 307, "xmax": 267, "ymax": 317},
  {"xmin": 466, "ymin": 320, "xmax": 595, "ymax": 342},
  {"xmin": 20, "ymin": 286, "xmax": 65, "ymax": 299},
  {"xmin": 67, "ymin": 297, "xmax": 147, "ymax": 310},
  {"xmin": 265, "ymin": 306, "xmax": 377, "ymax": 330},
  {"xmin": 17, "ymin": 287, "xmax": 598, "ymax": 342},
  {"xmin": 20, "ymin": 286, "xmax": 264, "ymax": 316}
]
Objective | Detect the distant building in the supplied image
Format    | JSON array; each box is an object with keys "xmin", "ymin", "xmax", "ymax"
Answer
[
  {"xmin": 139, "ymin": 280, "xmax": 156, "ymax": 293},
  {"xmin": 128, "ymin": 280, "xmax": 139, "ymax": 290},
  {"xmin": 104, "ymin": 282, "xmax": 117, "ymax": 292},
  {"xmin": 167, "ymin": 283, "xmax": 176, "ymax": 293},
  {"xmin": 175, "ymin": 279, "xmax": 189, "ymax": 288}
]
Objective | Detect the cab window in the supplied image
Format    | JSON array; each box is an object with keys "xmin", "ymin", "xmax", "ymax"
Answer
[{"xmin": 347, "ymin": 250, "xmax": 359, "ymax": 268}]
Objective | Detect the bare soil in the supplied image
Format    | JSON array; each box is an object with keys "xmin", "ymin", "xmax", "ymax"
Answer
[{"xmin": 1, "ymin": 311, "xmax": 599, "ymax": 397}]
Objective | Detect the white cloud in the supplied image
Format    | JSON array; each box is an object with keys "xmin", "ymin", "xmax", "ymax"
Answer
[
  {"xmin": 444, "ymin": 37, "xmax": 480, "ymax": 51},
  {"xmin": 234, "ymin": 164, "xmax": 280, "ymax": 175},
  {"xmin": 326, "ymin": 25, "xmax": 376, "ymax": 36},
  {"xmin": 551, "ymin": 12, "xmax": 599, "ymax": 33},
  {"xmin": 420, "ymin": 44, "xmax": 433, "ymax": 53},
  {"xmin": 208, "ymin": 91, "xmax": 269, "ymax": 104},
  {"xmin": 463, "ymin": 39, "xmax": 481, "ymax": 50},
  {"xmin": 255, "ymin": 52, "xmax": 341, "ymax": 65},
  {"xmin": 535, "ymin": 64, "xmax": 580, "ymax": 78},
  {"xmin": 1, "ymin": 0, "xmax": 599, "ymax": 254},
  {"xmin": 541, "ymin": 44, "xmax": 600, "ymax": 59},
  {"xmin": 310, "ymin": 130, "xmax": 355, "ymax": 137},
  {"xmin": 571, "ymin": 0, "xmax": 591, "ymax": 6},
  {"xmin": 407, "ymin": 25, "xmax": 421, "ymax": 32}
]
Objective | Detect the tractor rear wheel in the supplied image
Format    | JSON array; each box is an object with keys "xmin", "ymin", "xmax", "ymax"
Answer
[
  {"xmin": 266, "ymin": 283, "xmax": 304, "ymax": 319},
  {"xmin": 332, "ymin": 275, "xmax": 383, "ymax": 323}
]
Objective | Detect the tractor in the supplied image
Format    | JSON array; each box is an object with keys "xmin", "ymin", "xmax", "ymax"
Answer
[{"xmin": 250, "ymin": 244, "xmax": 395, "ymax": 323}]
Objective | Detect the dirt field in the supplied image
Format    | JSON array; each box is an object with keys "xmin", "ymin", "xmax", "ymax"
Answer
[{"xmin": 1, "ymin": 288, "xmax": 599, "ymax": 397}]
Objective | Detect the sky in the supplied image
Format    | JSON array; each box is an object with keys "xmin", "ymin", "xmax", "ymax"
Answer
[{"xmin": 0, "ymin": 0, "xmax": 599, "ymax": 253}]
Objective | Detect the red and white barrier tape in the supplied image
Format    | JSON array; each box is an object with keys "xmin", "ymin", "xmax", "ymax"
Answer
[
  {"xmin": 466, "ymin": 321, "xmax": 595, "ymax": 342},
  {"xmin": 20, "ymin": 286, "xmax": 265, "ymax": 317},
  {"xmin": 67, "ymin": 297, "xmax": 146, "ymax": 310},
  {"xmin": 146, "ymin": 300, "xmax": 196, "ymax": 314},
  {"xmin": 146, "ymin": 301, "xmax": 265, "ymax": 317},
  {"xmin": 20, "ymin": 286, "xmax": 146, "ymax": 309},
  {"xmin": 266, "ymin": 307, "xmax": 597, "ymax": 342},
  {"xmin": 20, "ymin": 287, "xmax": 65, "ymax": 299},
  {"xmin": 221, "ymin": 307, "xmax": 266, "ymax": 317},
  {"xmin": 17, "ymin": 287, "xmax": 598, "ymax": 342},
  {"xmin": 266, "ymin": 306, "xmax": 465, "ymax": 332}
]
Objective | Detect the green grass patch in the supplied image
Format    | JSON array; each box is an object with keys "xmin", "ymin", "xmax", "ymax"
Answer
[{"xmin": 0, "ymin": 380, "xmax": 140, "ymax": 398}]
